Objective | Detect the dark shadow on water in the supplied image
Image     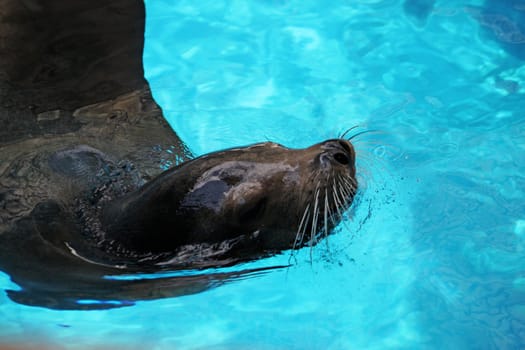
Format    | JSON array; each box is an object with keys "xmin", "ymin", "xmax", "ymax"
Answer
[{"xmin": 4, "ymin": 265, "xmax": 282, "ymax": 311}]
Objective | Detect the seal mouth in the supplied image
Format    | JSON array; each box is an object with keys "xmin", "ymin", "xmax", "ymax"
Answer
[{"xmin": 292, "ymin": 138, "xmax": 357, "ymax": 252}]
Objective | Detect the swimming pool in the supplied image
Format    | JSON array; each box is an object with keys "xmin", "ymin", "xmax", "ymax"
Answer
[{"xmin": 1, "ymin": 0, "xmax": 524, "ymax": 348}]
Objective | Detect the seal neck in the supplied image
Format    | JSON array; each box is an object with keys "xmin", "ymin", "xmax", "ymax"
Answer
[{"xmin": 100, "ymin": 169, "xmax": 187, "ymax": 254}]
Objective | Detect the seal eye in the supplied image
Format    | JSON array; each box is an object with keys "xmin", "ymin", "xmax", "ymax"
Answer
[{"xmin": 333, "ymin": 152, "xmax": 349, "ymax": 165}]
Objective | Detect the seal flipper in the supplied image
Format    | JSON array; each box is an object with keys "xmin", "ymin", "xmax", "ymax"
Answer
[
  {"xmin": 0, "ymin": 200, "xmax": 117, "ymax": 309},
  {"xmin": 31, "ymin": 200, "xmax": 77, "ymax": 246},
  {"xmin": 29, "ymin": 200, "xmax": 127, "ymax": 270}
]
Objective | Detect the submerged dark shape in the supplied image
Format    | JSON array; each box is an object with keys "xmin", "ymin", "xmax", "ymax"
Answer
[
  {"xmin": 469, "ymin": 0, "xmax": 525, "ymax": 60},
  {"xmin": 0, "ymin": 0, "xmax": 358, "ymax": 310},
  {"xmin": 403, "ymin": 0, "xmax": 435, "ymax": 26}
]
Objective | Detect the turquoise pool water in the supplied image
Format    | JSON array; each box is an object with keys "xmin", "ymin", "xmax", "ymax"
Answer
[{"xmin": 2, "ymin": 0, "xmax": 525, "ymax": 349}]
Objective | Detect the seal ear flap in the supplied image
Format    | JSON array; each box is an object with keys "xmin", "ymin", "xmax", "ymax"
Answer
[{"xmin": 238, "ymin": 197, "xmax": 267, "ymax": 223}]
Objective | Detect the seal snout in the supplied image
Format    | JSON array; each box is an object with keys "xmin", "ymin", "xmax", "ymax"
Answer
[{"xmin": 319, "ymin": 139, "xmax": 356, "ymax": 168}]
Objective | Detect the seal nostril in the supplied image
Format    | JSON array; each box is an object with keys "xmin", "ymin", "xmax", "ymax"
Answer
[
  {"xmin": 338, "ymin": 140, "xmax": 351, "ymax": 154},
  {"xmin": 333, "ymin": 152, "xmax": 349, "ymax": 165}
]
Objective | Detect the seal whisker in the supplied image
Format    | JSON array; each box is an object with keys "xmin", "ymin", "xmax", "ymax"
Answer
[
  {"xmin": 289, "ymin": 201, "xmax": 312, "ymax": 264},
  {"xmin": 349, "ymin": 130, "xmax": 389, "ymax": 146},
  {"xmin": 337, "ymin": 176, "xmax": 351, "ymax": 193},
  {"xmin": 336, "ymin": 180, "xmax": 355, "ymax": 233},
  {"xmin": 338, "ymin": 175, "xmax": 356, "ymax": 210},
  {"xmin": 332, "ymin": 179, "xmax": 348, "ymax": 227},
  {"xmin": 310, "ymin": 187, "xmax": 321, "ymax": 246},
  {"xmin": 354, "ymin": 168, "xmax": 372, "ymax": 189},
  {"xmin": 293, "ymin": 202, "xmax": 311, "ymax": 251},
  {"xmin": 352, "ymin": 153, "xmax": 379, "ymax": 193},
  {"xmin": 353, "ymin": 155, "xmax": 376, "ymax": 170},
  {"xmin": 331, "ymin": 178, "xmax": 345, "ymax": 217},
  {"xmin": 342, "ymin": 181, "xmax": 357, "ymax": 198},
  {"xmin": 339, "ymin": 125, "xmax": 361, "ymax": 139},
  {"xmin": 341, "ymin": 171, "xmax": 358, "ymax": 187},
  {"xmin": 339, "ymin": 174, "xmax": 357, "ymax": 194},
  {"xmin": 331, "ymin": 180, "xmax": 341, "ymax": 217},
  {"xmin": 347, "ymin": 129, "xmax": 383, "ymax": 141},
  {"xmin": 354, "ymin": 153, "xmax": 380, "ymax": 170},
  {"xmin": 326, "ymin": 192, "xmax": 339, "ymax": 227},
  {"xmin": 323, "ymin": 187, "xmax": 331, "ymax": 253},
  {"xmin": 338, "ymin": 184, "xmax": 351, "ymax": 203},
  {"xmin": 337, "ymin": 185, "xmax": 348, "ymax": 212},
  {"xmin": 351, "ymin": 138, "xmax": 387, "ymax": 146},
  {"xmin": 292, "ymin": 170, "xmax": 323, "ymax": 251}
]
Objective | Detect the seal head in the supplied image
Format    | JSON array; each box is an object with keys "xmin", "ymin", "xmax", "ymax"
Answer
[{"xmin": 96, "ymin": 139, "xmax": 357, "ymax": 263}]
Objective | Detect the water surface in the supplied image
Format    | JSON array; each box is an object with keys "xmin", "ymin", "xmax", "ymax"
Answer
[{"xmin": 2, "ymin": 0, "xmax": 524, "ymax": 349}]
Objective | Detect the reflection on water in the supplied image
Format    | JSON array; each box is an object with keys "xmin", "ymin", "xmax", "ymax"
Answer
[{"xmin": 1, "ymin": 220, "xmax": 281, "ymax": 310}]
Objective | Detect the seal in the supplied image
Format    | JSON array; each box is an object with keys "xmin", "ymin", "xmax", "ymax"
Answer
[
  {"xmin": 75, "ymin": 138, "xmax": 358, "ymax": 265},
  {"xmin": 0, "ymin": 0, "xmax": 358, "ymax": 309},
  {"xmin": 0, "ymin": 135, "xmax": 357, "ymax": 310},
  {"xmin": 1, "ymin": 136, "xmax": 357, "ymax": 267}
]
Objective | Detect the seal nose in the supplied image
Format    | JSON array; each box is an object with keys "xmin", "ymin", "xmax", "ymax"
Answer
[
  {"xmin": 333, "ymin": 151, "xmax": 350, "ymax": 165},
  {"xmin": 321, "ymin": 139, "xmax": 355, "ymax": 166}
]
